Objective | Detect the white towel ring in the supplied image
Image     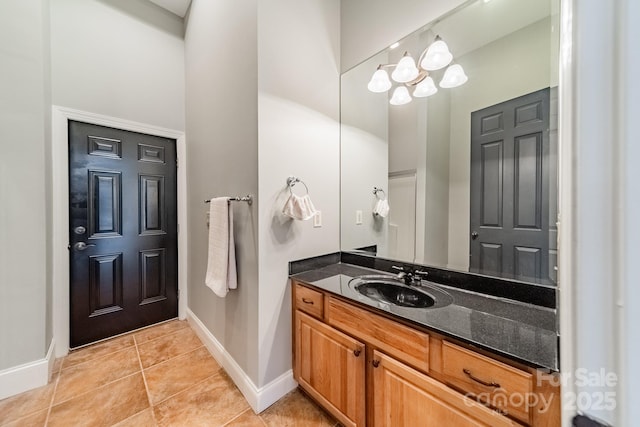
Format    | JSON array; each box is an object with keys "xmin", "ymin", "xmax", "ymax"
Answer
[
  {"xmin": 287, "ymin": 176, "xmax": 309, "ymax": 195},
  {"xmin": 373, "ymin": 187, "xmax": 386, "ymax": 200}
]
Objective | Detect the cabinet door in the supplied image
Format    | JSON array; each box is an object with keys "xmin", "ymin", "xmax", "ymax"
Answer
[
  {"xmin": 295, "ymin": 310, "xmax": 366, "ymax": 427},
  {"xmin": 371, "ymin": 350, "xmax": 520, "ymax": 427}
]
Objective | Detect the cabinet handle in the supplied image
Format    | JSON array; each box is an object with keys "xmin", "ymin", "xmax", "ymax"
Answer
[
  {"xmin": 353, "ymin": 349, "xmax": 361, "ymax": 357},
  {"xmin": 463, "ymin": 368, "xmax": 500, "ymax": 388},
  {"xmin": 301, "ymin": 298, "xmax": 314, "ymax": 305},
  {"xmin": 372, "ymin": 360, "xmax": 380, "ymax": 368}
]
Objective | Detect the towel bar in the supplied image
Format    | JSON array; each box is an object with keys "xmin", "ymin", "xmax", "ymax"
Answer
[{"xmin": 204, "ymin": 195, "xmax": 253, "ymax": 205}]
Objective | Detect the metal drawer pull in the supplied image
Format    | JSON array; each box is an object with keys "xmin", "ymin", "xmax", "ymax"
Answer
[
  {"xmin": 353, "ymin": 349, "xmax": 361, "ymax": 357},
  {"xmin": 463, "ymin": 368, "xmax": 500, "ymax": 388},
  {"xmin": 372, "ymin": 359, "xmax": 380, "ymax": 368},
  {"xmin": 301, "ymin": 298, "xmax": 314, "ymax": 305}
]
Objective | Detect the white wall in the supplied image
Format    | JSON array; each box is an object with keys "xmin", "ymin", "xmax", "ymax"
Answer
[
  {"xmin": 340, "ymin": 0, "xmax": 466, "ymax": 73},
  {"xmin": 0, "ymin": 0, "xmax": 52, "ymax": 371},
  {"xmin": 257, "ymin": 0, "xmax": 341, "ymax": 386},
  {"xmin": 50, "ymin": 0, "xmax": 185, "ymax": 131},
  {"xmin": 423, "ymin": 90, "xmax": 451, "ymax": 267},
  {"xmin": 340, "ymin": 53, "xmax": 389, "ymax": 253},
  {"xmin": 184, "ymin": 0, "xmax": 260, "ymax": 385},
  {"xmin": 446, "ymin": 18, "xmax": 552, "ymax": 271}
]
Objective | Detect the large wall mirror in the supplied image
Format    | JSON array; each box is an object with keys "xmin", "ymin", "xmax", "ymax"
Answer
[{"xmin": 341, "ymin": 0, "xmax": 559, "ymax": 285}]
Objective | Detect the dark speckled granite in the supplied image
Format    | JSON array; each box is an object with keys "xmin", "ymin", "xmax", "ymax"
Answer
[
  {"xmin": 288, "ymin": 252, "xmax": 341, "ymax": 275},
  {"xmin": 341, "ymin": 252, "xmax": 557, "ymax": 309},
  {"xmin": 291, "ymin": 263, "xmax": 558, "ymax": 371}
]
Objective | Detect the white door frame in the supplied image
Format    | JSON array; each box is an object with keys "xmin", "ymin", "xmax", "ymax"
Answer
[{"xmin": 51, "ymin": 106, "xmax": 188, "ymax": 357}]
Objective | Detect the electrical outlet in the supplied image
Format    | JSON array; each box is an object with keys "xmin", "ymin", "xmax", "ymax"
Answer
[
  {"xmin": 313, "ymin": 211, "xmax": 322, "ymax": 227},
  {"xmin": 356, "ymin": 210, "xmax": 363, "ymax": 225}
]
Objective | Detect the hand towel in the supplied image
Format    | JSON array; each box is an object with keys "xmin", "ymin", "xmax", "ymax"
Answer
[
  {"xmin": 373, "ymin": 198, "xmax": 390, "ymax": 218},
  {"xmin": 205, "ymin": 197, "xmax": 237, "ymax": 297},
  {"xmin": 282, "ymin": 193, "xmax": 317, "ymax": 220}
]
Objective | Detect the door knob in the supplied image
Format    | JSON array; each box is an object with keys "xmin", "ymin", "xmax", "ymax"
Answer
[
  {"xmin": 73, "ymin": 242, "xmax": 96, "ymax": 251},
  {"xmin": 471, "ymin": 231, "xmax": 479, "ymax": 240}
]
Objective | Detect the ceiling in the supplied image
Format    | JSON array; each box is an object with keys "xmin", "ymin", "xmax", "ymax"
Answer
[{"xmin": 147, "ymin": 0, "xmax": 191, "ymax": 17}]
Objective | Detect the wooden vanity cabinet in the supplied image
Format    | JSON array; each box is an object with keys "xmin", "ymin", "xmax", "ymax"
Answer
[
  {"xmin": 291, "ymin": 281, "xmax": 559, "ymax": 427},
  {"xmin": 371, "ymin": 350, "xmax": 519, "ymax": 427},
  {"xmin": 294, "ymin": 310, "xmax": 366, "ymax": 427}
]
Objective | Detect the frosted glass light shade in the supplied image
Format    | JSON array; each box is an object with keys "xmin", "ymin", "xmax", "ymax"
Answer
[
  {"xmin": 413, "ymin": 76, "xmax": 438, "ymax": 97},
  {"xmin": 421, "ymin": 40, "xmax": 453, "ymax": 71},
  {"xmin": 367, "ymin": 69, "xmax": 392, "ymax": 93},
  {"xmin": 440, "ymin": 64, "xmax": 468, "ymax": 88},
  {"xmin": 389, "ymin": 86, "xmax": 412, "ymax": 105},
  {"xmin": 391, "ymin": 55, "xmax": 419, "ymax": 83}
]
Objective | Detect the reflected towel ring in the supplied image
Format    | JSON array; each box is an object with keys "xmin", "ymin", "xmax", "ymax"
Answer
[
  {"xmin": 373, "ymin": 187, "xmax": 386, "ymax": 199},
  {"xmin": 287, "ymin": 176, "xmax": 309, "ymax": 195}
]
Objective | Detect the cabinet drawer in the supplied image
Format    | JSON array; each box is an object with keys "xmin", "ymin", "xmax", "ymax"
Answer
[
  {"xmin": 295, "ymin": 283, "xmax": 324, "ymax": 319},
  {"xmin": 441, "ymin": 341, "xmax": 533, "ymax": 424},
  {"xmin": 326, "ymin": 297, "xmax": 429, "ymax": 373}
]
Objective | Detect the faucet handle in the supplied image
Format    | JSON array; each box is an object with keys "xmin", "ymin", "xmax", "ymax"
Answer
[
  {"xmin": 391, "ymin": 265, "xmax": 405, "ymax": 272},
  {"xmin": 415, "ymin": 270, "xmax": 429, "ymax": 277}
]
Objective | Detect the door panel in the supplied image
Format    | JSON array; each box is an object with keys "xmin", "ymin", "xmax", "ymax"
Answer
[
  {"xmin": 470, "ymin": 88, "xmax": 551, "ymax": 282},
  {"xmin": 69, "ymin": 120, "xmax": 178, "ymax": 347}
]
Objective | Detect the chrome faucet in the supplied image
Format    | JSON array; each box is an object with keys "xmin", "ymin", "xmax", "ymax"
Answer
[{"xmin": 391, "ymin": 265, "xmax": 429, "ymax": 286}]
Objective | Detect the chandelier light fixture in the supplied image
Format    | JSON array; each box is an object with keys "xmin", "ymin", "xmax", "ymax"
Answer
[{"xmin": 367, "ymin": 35, "xmax": 468, "ymax": 106}]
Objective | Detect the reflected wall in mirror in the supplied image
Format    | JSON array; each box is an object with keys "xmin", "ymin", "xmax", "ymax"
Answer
[{"xmin": 341, "ymin": 0, "xmax": 559, "ymax": 285}]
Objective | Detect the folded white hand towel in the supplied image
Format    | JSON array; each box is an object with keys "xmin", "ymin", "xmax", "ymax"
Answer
[
  {"xmin": 282, "ymin": 193, "xmax": 317, "ymax": 220},
  {"xmin": 205, "ymin": 198, "xmax": 237, "ymax": 297},
  {"xmin": 373, "ymin": 199, "xmax": 390, "ymax": 218}
]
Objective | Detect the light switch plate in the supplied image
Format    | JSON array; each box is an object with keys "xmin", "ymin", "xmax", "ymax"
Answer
[
  {"xmin": 356, "ymin": 210, "xmax": 363, "ymax": 225},
  {"xmin": 313, "ymin": 211, "xmax": 322, "ymax": 227}
]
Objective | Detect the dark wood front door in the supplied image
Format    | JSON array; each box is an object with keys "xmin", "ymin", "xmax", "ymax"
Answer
[
  {"xmin": 469, "ymin": 88, "xmax": 552, "ymax": 282},
  {"xmin": 68, "ymin": 120, "xmax": 178, "ymax": 347}
]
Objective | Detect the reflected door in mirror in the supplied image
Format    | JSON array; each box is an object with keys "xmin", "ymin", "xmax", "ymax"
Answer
[{"xmin": 469, "ymin": 88, "xmax": 554, "ymax": 283}]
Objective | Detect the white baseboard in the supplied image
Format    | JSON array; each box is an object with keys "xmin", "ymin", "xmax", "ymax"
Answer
[
  {"xmin": 186, "ymin": 309, "xmax": 297, "ymax": 413},
  {"xmin": 0, "ymin": 339, "xmax": 55, "ymax": 400}
]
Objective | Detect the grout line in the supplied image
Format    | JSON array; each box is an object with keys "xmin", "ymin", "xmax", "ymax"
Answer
[
  {"xmin": 134, "ymin": 321, "xmax": 189, "ymax": 346},
  {"xmin": 48, "ymin": 371, "xmax": 141, "ymax": 408},
  {"xmin": 44, "ymin": 358, "xmax": 64, "ymax": 426},
  {"xmin": 134, "ymin": 334, "xmax": 159, "ymax": 426},
  {"xmin": 222, "ymin": 408, "xmax": 266, "ymax": 427},
  {"xmin": 64, "ymin": 342, "xmax": 136, "ymax": 371},
  {"xmin": 135, "ymin": 325, "xmax": 193, "ymax": 360},
  {"xmin": 142, "ymin": 344, "xmax": 205, "ymax": 372},
  {"xmin": 61, "ymin": 345, "xmax": 136, "ymax": 373},
  {"xmin": 151, "ymin": 370, "xmax": 222, "ymax": 407}
]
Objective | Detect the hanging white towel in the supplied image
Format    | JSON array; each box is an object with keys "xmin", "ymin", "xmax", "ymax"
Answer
[
  {"xmin": 205, "ymin": 197, "xmax": 237, "ymax": 297},
  {"xmin": 373, "ymin": 198, "xmax": 390, "ymax": 218},
  {"xmin": 282, "ymin": 193, "xmax": 317, "ymax": 220}
]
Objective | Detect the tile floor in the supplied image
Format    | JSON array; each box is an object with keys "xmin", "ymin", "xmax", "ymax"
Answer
[{"xmin": 0, "ymin": 320, "xmax": 339, "ymax": 427}]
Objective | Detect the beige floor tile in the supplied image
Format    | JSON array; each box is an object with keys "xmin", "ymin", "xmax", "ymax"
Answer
[
  {"xmin": 112, "ymin": 408, "xmax": 157, "ymax": 427},
  {"xmin": 0, "ymin": 382, "xmax": 55, "ymax": 425},
  {"xmin": 47, "ymin": 373, "xmax": 149, "ymax": 427},
  {"xmin": 145, "ymin": 346, "xmax": 221, "ymax": 405},
  {"xmin": 134, "ymin": 320, "xmax": 188, "ymax": 344},
  {"xmin": 64, "ymin": 334, "xmax": 135, "ymax": 369},
  {"xmin": 154, "ymin": 372, "xmax": 249, "ymax": 426},
  {"xmin": 224, "ymin": 409, "xmax": 267, "ymax": 427},
  {"xmin": 137, "ymin": 327, "xmax": 203, "ymax": 368},
  {"xmin": 260, "ymin": 390, "xmax": 336, "ymax": 427},
  {"xmin": 0, "ymin": 408, "xmax": 48, "ymax": 427},
  {"xmin": 54, "ymin": 347, "xmax": 140, "ymax": 404}
]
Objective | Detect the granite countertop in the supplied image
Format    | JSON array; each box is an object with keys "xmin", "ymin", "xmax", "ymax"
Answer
[{"xmin": 291, "ymin": 263, "xmax": 559, "ymax": 372}]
